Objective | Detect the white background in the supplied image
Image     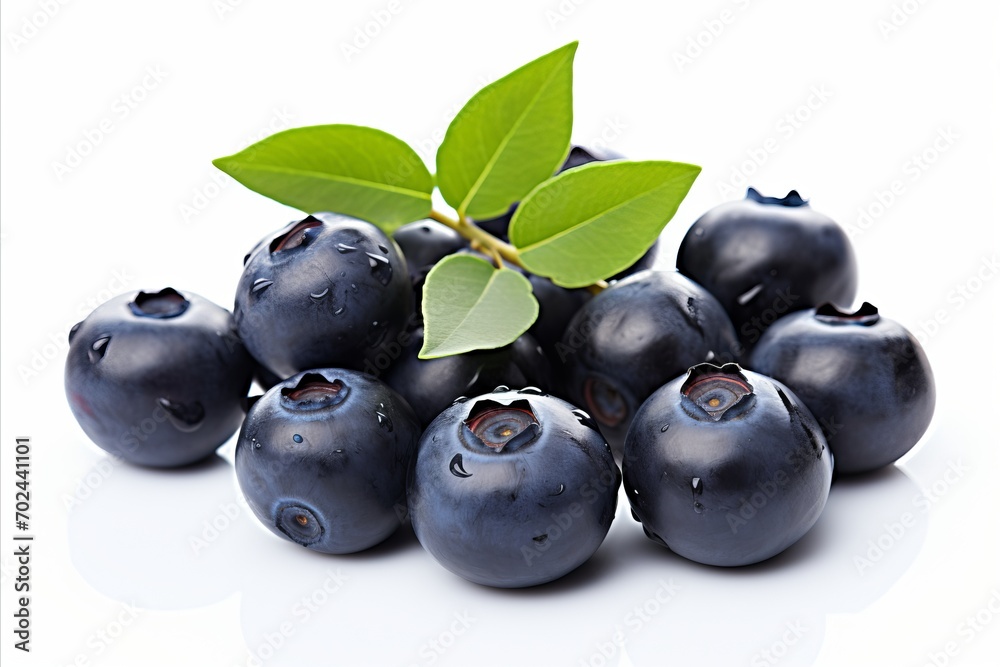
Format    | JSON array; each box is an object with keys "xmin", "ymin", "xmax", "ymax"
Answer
[{"xmin": 2, "ymin": 0, "xmax": 999, "ymax": 665}]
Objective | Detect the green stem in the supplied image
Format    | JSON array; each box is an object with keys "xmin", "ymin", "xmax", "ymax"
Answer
[
  {"xmin": 427, "ymin": 209, "xmax": 606, "ymax": 294},
  {"xmin": 428, "ymin": 209, "xmax": 524, "ymax": 269}
]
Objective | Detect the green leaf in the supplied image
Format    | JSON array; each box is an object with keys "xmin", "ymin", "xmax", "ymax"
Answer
[
  {"xmin": 509, "ymin": 161, "xmax": 702, "ymax": 288},
  {"xmin": 419, "ymin": 255, "xmax": 539, "ymax": 359},
  {"xmin": 435, "ymin": 42, "xmax": 577, "ymax": 220},
  {"xmin": 213, "ymin": 124, "xmax": 433, "ymax": 230}
]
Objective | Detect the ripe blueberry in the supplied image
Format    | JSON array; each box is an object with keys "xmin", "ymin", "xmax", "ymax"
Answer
[
  {"xmin": 234, "ymin": 213, "xmax": 413, "ymax": 378},
  {"xmin": 677, "ymin": 188, "xmax": 857, "ymax": 355},
  {"xmin": 65, "ymin": 288, "xmax": 254, "ymax": 467},
  {"xmin": 559, "ymin": 270, "xmax": 740, "ymax": 455},
  {"xmin": 748, "ymin": 302, "xmax": 935, "ymax": 474},
  {"xmin": 235, "ymin": 369, "xmax": 421, "ymax": 554},
  {"xmin": 408, "ymin": 387, "xmax": 620, "ymax": 587},
  {"xmin": 383, "ymin": 328, "xmax": 551, "ymax": 426},
  {"xmin": 623, "ymin": 363, "xmax": 833, "ymax": 566}
]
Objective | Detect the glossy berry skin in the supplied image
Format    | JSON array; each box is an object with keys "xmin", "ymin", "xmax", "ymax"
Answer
[
  {"xmin": 677, "ymin": 188, "xmax": 857, "ymax": 355},
  {"xmin": 392, "ymin": 219, "xmax": 467, "ymax": 285},
  {"xmin": 235, "ymin": 369, "xmax": 421, "ymax": 554},
  {"xmin": 623, "ymin": 363, "xmax": 833, "ymax": 567},
  {"xmin": 408, "ymin": 388, "xmax": 620, "ymax": 588},
  {"xmin": 748, "ymin": 303, "xmax": 935, "ymax": 474},
  {"xmin": 234, "ymin": 213, "xmax": 413, "ymax": 378},
  {"xmin": 383, "ymin": 329, "xmax": 551, "ymax": 427},
  {"xmin": 391, "ymin": 219, "xmax": 467, "ymax": 328},
  {"xmin": 560, "ymin": 270, "xmax": 740, "ymax": 455},
  {"xmin": 65, "ymin": 288, "xmax": 254, "ymax": 467}
]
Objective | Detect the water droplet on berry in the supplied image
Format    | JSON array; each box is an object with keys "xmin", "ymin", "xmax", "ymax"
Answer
[
  {"xmin": 375, "ymin": 404, "xmax": 393, "ymax": 432},
  {"xmin": 334, "ymin": 306, "xmax": 345, "ymax": 316},
  {"xmin": 691, "ymin": 477, "xmax": 702, "ymax": 494},
  {"xmin": 550, "ymin": 484, "xmax": 565, "ymax": 496},
  {"xmin": 336, "ymin": 243, "xmax": 357, "ymax": 253},
  {"xmin": 737, "ymin": 283, "xmax": 763, "ymax": 306},
  {"xmin": 517, "ymin": 387, "xmax": 544, "ymax": 395},
  {"xmin": 452, "ymin": 396, "xmax": 469, "ymax": 405},
  {"xmin": 88, "ymin": 336, "xmax": 110, "ymax": 363},
  {"xmin": 377, "ymin": 244, "xmax": 389, "ymax": 254},
  {"xmin": 366, "ymin": 252, "xmax": 392, "ymax": 286},
  {"xmin": 492, "ymin": 385, "xmax": 510, "ymax": 393},
  {"xmin": 309, "ymin": 288, "xmax": 329, "ymax": 301},
  {"xmin": 69, "ymin": 322, "xmax": 82, "ymax": 343},
  {"xmin": 252, "ymin": 278, "xmax": 273, "ymax": 295},
  {"xmin": 693, "ymin": 502, "xmax": 705, "ymax": 513},
  {"xmin": 292, "ymin": 434, "xmax": 303, "ymax": 443},
  {"xmin": 449, "ymin": 453, "xmax": 472, "ymax": 478},
  {"xmin": 660, "ymin": 424, "xmax": 670, "ymax": 432}
]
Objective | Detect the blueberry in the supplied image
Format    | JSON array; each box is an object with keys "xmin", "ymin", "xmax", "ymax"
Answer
[
  {"xmin": 623, "ymin": 363, "xmax": 833, "ymax": 566},
  {"xmin": 234, "ymin": 213, "xmax": 413, "ymax": 378},
  {"xmin": 408, "ymin": 387, "xmax": 620, "ymax": 587},
  {"xmin": 65, "ymin": 288, "xmax": 254, "ymax": 467},
  {"xmin": 559, "ymin": 270, "xmax": 740, "ymax": 455},
  {"xmin": 383, "ymin": 328, "xmax": 552, "ymax": 427},
  {"xmin": 748, "ymin": 302, "xmax": 935, "ymax": 474},
  {"xmin": 235, "ymin": 369, "xmax": 421, "ymax": 554},
  {"xmin": 392, "ymin": 219, "xmax": 467, "ymax": 285},
  {"xmin": 526, "ymin": 274, "xmax": 591, "ymax": 358},
  {"xmin": 677, "ymin": 188, "xmax": 858, "ymax": 355},
  {"xmin": 392, "ymin": 219, "xmax": 468, "ymax": 328}
]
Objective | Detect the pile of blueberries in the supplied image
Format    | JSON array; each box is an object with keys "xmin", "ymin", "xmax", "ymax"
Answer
[{"xmin": 64, "ymin": 147, "xmax": 935, "ymax": 588}]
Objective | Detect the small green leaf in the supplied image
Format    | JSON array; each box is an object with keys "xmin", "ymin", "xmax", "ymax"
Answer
[
  {"xmin": 213, "ymin": 124, "xmax": 433, "ymax": 230},
  {"xmin": 420, "ymin": 255, "xmax": 539, "ymax": 359},
  {"xmin": 436, "ymin": 42, "xmax": 577, "ymax": 220},
  {"xmin": 509, "ymin": 161, "xmax": 702, "ymax": 288}
]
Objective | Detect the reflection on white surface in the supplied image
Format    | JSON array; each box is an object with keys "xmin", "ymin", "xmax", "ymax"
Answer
[{"xmin": 67, "ymin": 456, "xmax": 927, "ymax": 666}]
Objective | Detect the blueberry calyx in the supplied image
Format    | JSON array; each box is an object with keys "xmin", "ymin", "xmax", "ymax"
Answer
[
  {"xmin": 463, "ymin": 399, "xmax": 540, "ymax": 452},
  {"xmin": 280, "ymin": 373, "xmax": 349, "ymax": 411},
  {"xmin": 745, "ymin": 187, "xmax": 809, "ymax": 208},
  {"xmin": 680, "ymin": 363, "xmax": 755, "ymax": 422},
  {"xmin": 270, "ymin": 216, "xmax": 322, "ymax": 253},
  {"xmin": 814, "ymin": 301, "xmax": 880, "ymax": 325},
  {"xmin": 128, "ymin": 288, "xmax": 190, "ymax": 318},
  {"xmin": 275, "ymin": 504, "xmax": 324, "ymax": 546}
]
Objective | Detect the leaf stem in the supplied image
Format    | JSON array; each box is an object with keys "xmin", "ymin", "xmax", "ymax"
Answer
[
  {"xmin": 428, "ymin": 209, "xmax": 523, "ymax": 268},
  {"xmin": 427, "ymin": 208, "xmax": 606, "ymax": 293}
]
